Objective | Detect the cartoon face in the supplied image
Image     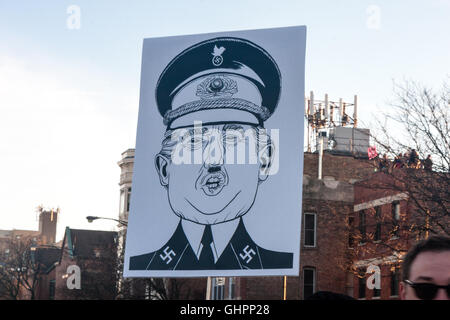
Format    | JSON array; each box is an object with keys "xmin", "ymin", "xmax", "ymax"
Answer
[{"xmin": 155, "ymin": 123, "xmax": 272, "ymax": 225}]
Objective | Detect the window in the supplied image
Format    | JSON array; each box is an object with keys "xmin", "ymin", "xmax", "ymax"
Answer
[
  {"xmin": 359, "ymin": 211, "xmax": 366, "ymax": 243},
  {"xmin": 211, "ymin": 277, "xmax": 225, "ymax": 300},
  {"xmin": 374, "ymin": 206, "xmax": 382, "ymax": 241},
  {"xmin": 304, "ymin": 213, "xmax": 316, "ymax": 247},
  {"xmin": 119, "ymin": 190, "xmax": 126, "ymax": 214},
  {"xmin": 303, "ymin": 268, "xmax": 316, "ymax": 299},
  {"xmin": 358, "ymin": 275, "xmax": 366, "ymax": 299},
  {"xmin": 373, "ymin": 287, "xmax": 381, "ymax": 298},
  {"xmin": 348, "ymin": 217, "xmax": 355, "ymax": 248},
  {"xmin": 392, "ymin": 202, "xmax": 400, "ymax": 220},
  {"xmin": 49, "ymin": 280, "xmax": 55, "ymax": 300},
  {"xmin": 391, "ymin": 267, "xmax": 400, "ymax": 297},
  {"xmin": 391, "ymin": 201, "xmax": 400, "ymax": 237},
  {"xmin": 228, "ymin": 277, "xmax": 235, "ymax": 300},
  {"xmin": 126, "ymin": 187, "xmax": 132, "ymax": 212}
]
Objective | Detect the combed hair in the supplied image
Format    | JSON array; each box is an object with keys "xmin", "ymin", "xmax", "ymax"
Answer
[{"xmin": 401, "ymin": 235, "xmax": 450, "ymax": 281}]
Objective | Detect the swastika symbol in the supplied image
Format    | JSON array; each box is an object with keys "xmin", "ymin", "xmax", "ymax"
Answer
[
  {"xmin": 212, "ymin": 55, "xmax": 223, "ymax": 66},
  {"xmin": 160, "ymin": 246, "xmax": 176, "ymax": 264},
  {"xmin": 239, "ymin": 245, "xmax": 256, "ymax": 264}
]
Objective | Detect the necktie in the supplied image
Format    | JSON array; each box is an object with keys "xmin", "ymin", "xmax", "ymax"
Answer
[{"xmin": 198, "ymin": 225, "xmax": 215, "ymax": 268}]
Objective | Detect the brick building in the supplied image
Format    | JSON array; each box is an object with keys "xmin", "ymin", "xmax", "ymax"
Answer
[
  {"xmin": 0, "ymin": 214, "xmax": 120, "ymax": 299},
  {"xmin": 350, "ymin": 172, "xmax": 408, "ymax": 300},
  {"xmin": 53, "ymin": 228, "xmax": 118, "ymax": 300},
  {"xmin": 36, "ymin": 227, "xmax": 124, "ymax": 300},
  {"xmin": 33, "ymin": 246, "xmax": 61, "ymax": 300},
  {"xmin": 0, "ymin": 207, "xmax": 59, "ymax": 300},
  {"xmin": 350, "ymin": 168, "xmax": 449, "ymax": 300}
]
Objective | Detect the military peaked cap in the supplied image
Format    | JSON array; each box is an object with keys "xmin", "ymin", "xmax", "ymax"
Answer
[{"xmin": 155, "ymin": 37, "xmax": 281, "ymax": 129}]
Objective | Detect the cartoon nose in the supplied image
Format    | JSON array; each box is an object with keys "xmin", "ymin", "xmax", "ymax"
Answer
[{"xmin": 203, "ymin": 134, "xmax": 224, "ymax": 166}]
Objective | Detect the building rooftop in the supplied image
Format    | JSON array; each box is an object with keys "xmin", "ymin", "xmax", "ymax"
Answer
[{"xmin": 62, "ymin": 228, "xmax": 118, "ymax": 259}]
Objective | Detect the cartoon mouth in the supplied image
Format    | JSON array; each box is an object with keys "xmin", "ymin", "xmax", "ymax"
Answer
[{"xmin": 199, "ymin": 171, "xmax": 228, "ymax": 196}]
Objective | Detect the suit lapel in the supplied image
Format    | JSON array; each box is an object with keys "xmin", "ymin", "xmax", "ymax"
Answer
[
  {"xmin": 218, "ymin": 219, "xmax": 263, "ymax": 269},
  {"xmin": 147, "ymin": 218, "xmax": 266, "ymax": 270},
  {"xmin": 147, "ymin": 222, "xmax": 196, "ymax": 270}
]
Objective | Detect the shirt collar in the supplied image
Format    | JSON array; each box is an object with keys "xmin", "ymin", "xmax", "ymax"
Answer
[{"xmin": 181, "ymin": 218, "xmax": 240, "ymax": 263}]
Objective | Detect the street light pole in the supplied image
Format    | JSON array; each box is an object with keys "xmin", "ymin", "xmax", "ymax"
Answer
[{"xmin": 86, "ymin": 216, "xmax": 128, "ymax": 227}]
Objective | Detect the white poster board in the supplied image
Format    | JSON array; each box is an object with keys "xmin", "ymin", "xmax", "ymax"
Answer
[{"xmin": 124, "ymin": 26, "xmax": 306, "ymax": 277}]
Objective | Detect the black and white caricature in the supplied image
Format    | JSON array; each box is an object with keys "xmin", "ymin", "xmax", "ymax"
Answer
[{"xmin": 124, "ymin": 27, "xmax": 306, "ymax": 277}]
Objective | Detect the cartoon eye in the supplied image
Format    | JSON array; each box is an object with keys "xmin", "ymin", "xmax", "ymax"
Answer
[{"xmin": 184, "ymin": 136, "xmax": 203, "ymax": 150}]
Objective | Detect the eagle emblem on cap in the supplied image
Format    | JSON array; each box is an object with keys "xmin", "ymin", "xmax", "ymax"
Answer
[
  {"xmin": 196, "ymin": 75, "xmax": 237, "ymax": 99},
  {"xmin": 211, "ymin": 45, "xmax": 225, "ymax": 66}
]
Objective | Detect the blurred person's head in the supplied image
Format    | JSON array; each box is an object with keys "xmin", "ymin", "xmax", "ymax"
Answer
[{"xmin": 400, "ymin": 236, "xmax": 450, "ymax": 300}]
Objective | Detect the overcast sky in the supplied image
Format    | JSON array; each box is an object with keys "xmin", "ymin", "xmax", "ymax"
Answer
[{"xmin": 0, "ymin": 0, "xmax": 449, "ymax": 241}]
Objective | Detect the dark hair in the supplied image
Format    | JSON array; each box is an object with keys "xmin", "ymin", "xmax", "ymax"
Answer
[
  {"xmin": 305, "ymin": 291, "xmax": 355, "ymax": 300},
  {"xmin": 402, "ymin": 235, "xmax": 450, "ymax": 281}
]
